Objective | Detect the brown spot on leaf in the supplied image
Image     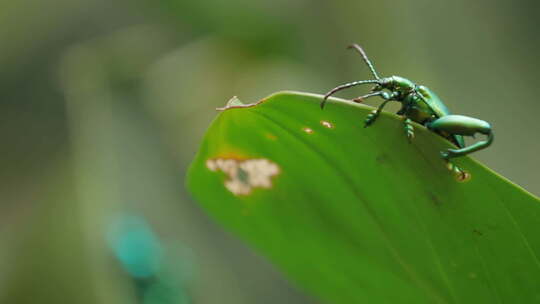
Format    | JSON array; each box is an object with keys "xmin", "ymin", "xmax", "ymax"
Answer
[
  {"xmin": 427, "ymin": 191, "xmax": 442, "ymax": 206},
  {"xmin": 456, "ymin": 171, "xmax": 471, "ymax": 182},
  {"xmin": 376, "ymin": 154, "xmax": 389, "ymax": 164},
  {"xmin": 473, "ymin": 229, "xmax": 483, "ymax": 236},
  {"xmin": 446, "ymin": 161, "xmax": 471, "ymax": 182}
]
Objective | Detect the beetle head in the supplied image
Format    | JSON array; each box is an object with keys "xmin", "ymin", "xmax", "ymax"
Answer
[{"xmin": 371, "ymin": 77, "xmax": 393, "ymax": 92}]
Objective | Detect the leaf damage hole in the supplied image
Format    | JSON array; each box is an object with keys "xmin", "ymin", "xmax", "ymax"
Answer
[
  {"xmin": 206, "ymin": 158, "xmax": 280, "ymax": 196},
  {"xmin": 320, "ymin": 120, "xmax": 334, "ymax": 129}
]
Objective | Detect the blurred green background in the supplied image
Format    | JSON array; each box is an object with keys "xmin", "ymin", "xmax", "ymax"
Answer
[{"xmin": 1, "ymin": 0, "xmax": 538, "ymax": 303}]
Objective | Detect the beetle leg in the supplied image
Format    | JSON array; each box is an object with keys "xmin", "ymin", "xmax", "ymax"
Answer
[
  {"xmin": 362, "ymin": 91, "xmax": 401, "ymax": 127},
  {"xmin": 426, "ymin": 115, "xmax": 493, "ymax": 160},
  {"xmin": 403, "ymin": 117, "xmax": 414, "ymax": 142},
  {"xmin": 365, "ymin": 100, "xmax": 389, "ymax": 127},
  {"xmin": 363, "ymin": 92, "xmax": 396, "ymax": 127}
]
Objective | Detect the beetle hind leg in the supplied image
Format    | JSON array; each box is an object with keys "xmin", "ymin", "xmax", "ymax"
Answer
[
  {"xmin": 440, "ymin": 131, "xmax": 493, "ymax": 159},
  {"xmin": 426, "ymin": 115, "xmax": 493, "ymax": 160},
  {"xmin": 426, "ymin": 115, "xmax": 493, "ymax": 179}
]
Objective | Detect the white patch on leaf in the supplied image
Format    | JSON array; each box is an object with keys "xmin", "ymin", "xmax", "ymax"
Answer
[
  {"xmin": 206, "ymin": 158, "xmax": 280, "ymax": 196},
  {"xmin": 302, "ymin": 127, "xmax": 314, "ymax": 134},
  {"xmin": 320, "ymin": 120, "xmax": 334, "ymax": 128}
]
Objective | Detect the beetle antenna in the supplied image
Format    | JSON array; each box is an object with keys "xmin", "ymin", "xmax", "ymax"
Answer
[
  {"xmin": 321, "ymin": 79, "xmax": 379, "ymax": 109},
  {"xmin": 352, "ymin": 91, "xmax": 384, "ymax": 103},
  {"xmin": 348, "ymin": 44, "xmax": 380, "ymax": 80}
]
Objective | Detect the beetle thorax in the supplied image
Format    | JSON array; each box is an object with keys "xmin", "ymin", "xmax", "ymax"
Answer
[{"xmin": 381, "ymin": 76, "xmax": 416, "ymax": 93}]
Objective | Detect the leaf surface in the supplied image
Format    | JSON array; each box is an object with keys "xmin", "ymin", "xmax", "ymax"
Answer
[{"xmin": 187, "ymin": 91, "xmax": 540, "ymax": 304}]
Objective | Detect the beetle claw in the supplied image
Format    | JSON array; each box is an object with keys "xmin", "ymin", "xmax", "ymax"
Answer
[
  {"xmin": 406, "ymin": 131, "xmax": 414, "ymax": 142},
  {"xmin": 403, "ymin": 118, "xmax": 414, "ymax": 142}
]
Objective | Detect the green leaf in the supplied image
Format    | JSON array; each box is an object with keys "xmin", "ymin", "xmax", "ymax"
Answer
[{"xmin": 186, "ymin": 91, "xmax": 540, "ymax": 303}]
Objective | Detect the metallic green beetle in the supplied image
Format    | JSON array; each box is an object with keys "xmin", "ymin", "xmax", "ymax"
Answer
[{"xmin": 321, "ymin": 44, "xmax": 493, "ymax": 163}]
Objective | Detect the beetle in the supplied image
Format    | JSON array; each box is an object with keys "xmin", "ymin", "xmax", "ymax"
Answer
[{"xmin": 321, "ymin": 44, "xmax": 493, "ymax": 173}]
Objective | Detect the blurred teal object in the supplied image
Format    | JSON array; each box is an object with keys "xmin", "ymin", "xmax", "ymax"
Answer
[
  {"xmin": 108, "ymin": 215, "xmax": 163, "ymax": 278},
  {"xmin": 107, "ymin": 215, "xmax": 193, "ymax": 304}
]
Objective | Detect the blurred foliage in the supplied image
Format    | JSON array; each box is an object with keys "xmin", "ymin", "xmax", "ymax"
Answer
[{"xmin": 0, "ymin": 0, "xmax": 539, "ymax": 303}]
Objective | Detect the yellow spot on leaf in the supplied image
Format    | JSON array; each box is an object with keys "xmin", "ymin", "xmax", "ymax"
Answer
[
  {"xmin": 206, "ymin": 158, "xmax": 280, "ymax": 196},
  {"xmin": 265, "ymin": 133, "xmax": 277, "ymax": 140}
]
